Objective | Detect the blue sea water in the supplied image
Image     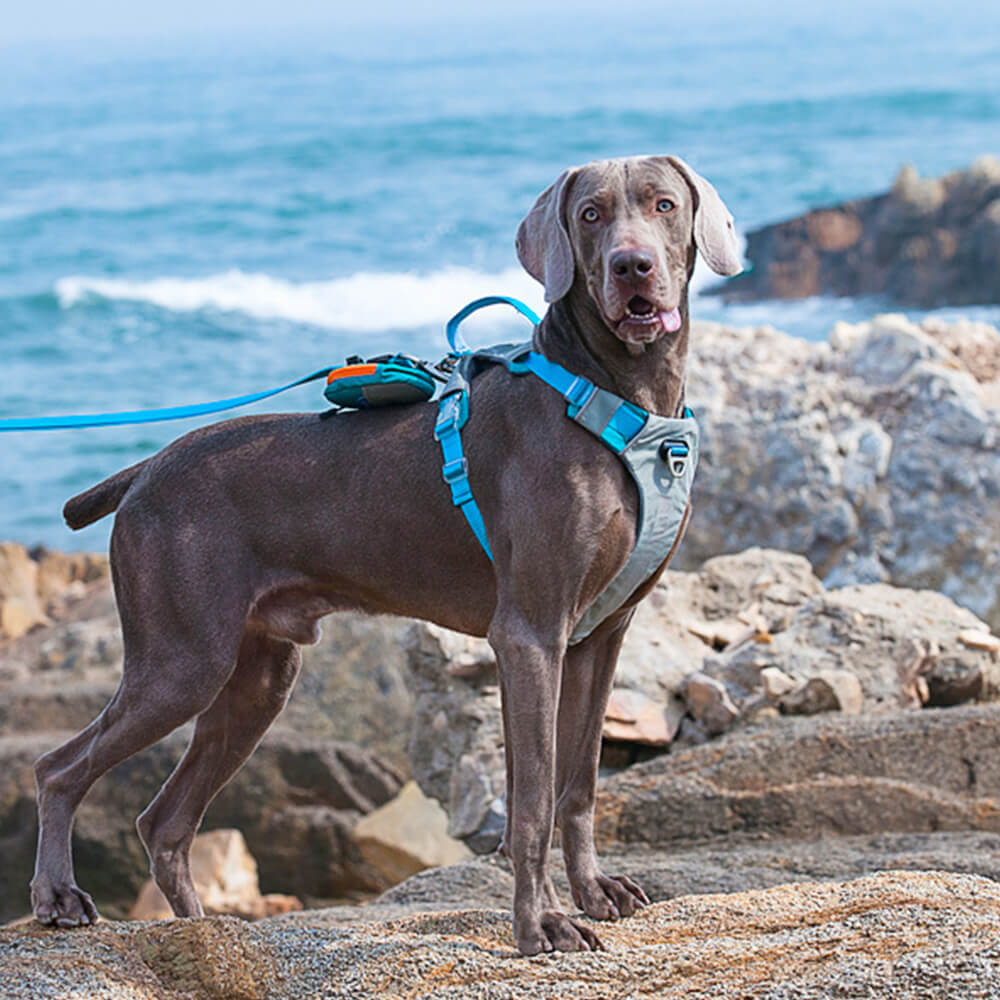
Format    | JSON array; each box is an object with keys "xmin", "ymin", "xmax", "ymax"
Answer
[{"xmin": 1, "ymin": 7, "xmax": 999, "ymax": 550}]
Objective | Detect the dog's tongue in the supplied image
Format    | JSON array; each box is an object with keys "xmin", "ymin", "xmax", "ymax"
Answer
[{"xmin": 659, "ymin": 307, "xmax": 682, "ymax": 332}]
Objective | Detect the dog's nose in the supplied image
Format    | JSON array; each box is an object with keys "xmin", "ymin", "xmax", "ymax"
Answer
[{"xmin": 610, "ymin": 248, "xmax": 655, "ymax": 283}]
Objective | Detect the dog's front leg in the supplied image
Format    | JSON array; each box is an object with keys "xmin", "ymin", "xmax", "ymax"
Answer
[
  {"xmin": 489, "ymin": 606, "xmax": 603, "ymax": 955},
  {"xmin": 556, "ymin": 614, "xmax": 651, "ymax": 921}
]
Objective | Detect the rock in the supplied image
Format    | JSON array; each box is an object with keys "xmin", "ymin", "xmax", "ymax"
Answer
[
  {"xmin": 406, "ymin": 623, "xmax": 506, "ymax": 849},
  {"xmin": 925, "ymin": 655, "xmax": 983, "ymax": 707},
  {"xmin": 0, "ymin": 543, "xmax": 111, "ymax": 641},
  {"xmin": 760, "ymin": 666, "xmax": 796, "ymax": 699},
  {"xmin": 595, "ymin": 704, "xmax": 1000, "ymax": 848},
  {"xmin": 259, "ymin": 804, "xmax": 391, "ymax": 900},
  {"xmin": 717, "ymin": 158, "xmax": 1000, "ymax": 306},
  {"xmin": 353, "ymin": 830, "xmax": 1000, "ymax": 922},
  {"xmin": 958, "ymin": 628, "xmax": 1000, "ymax": 653},
  {"xmin": 0, "ymin": 542, "xmax": 48, "ymax": 639},
  {"xmin": 779, "ymin": 670, "xmax": 863, "ymax": 716},
  {"xmin": 405, "ymin": 546, "xmax": 1000, "ymax": 845},
  {"xmin": 0, "ymin": 726, "xmax": 403, "ymax": 923},
  {"xmin": 680, "ymin": 672, "xmax": 741, "ymax": 735},
  {"xmin": 30, "ymin": 546, "xmax": 109, "ymax": 614},
  {"xmin": 283, "ymin": 612, "xmax": 416, "ymax": 775},
  {"xmin": 682, "ymin": 315, "xmax": 1000, "ymax": 630},
  {"xmin": 352, "ymin": 781, "xmax": 472, "ymax": 885},
  {"xmin": 703, "ymin": 583, "xmax": 998, "ymax": 714},
  {"xmin": 603, "ymin": 688, "xmax": 684, "ymax": 745},
  {"xmin": 130, "ymin": 828, "xmax": 302, "ymax": 921},
  {"xmin": 3, "ymin": 871, "xmax": 1000, "ymax": 999}
]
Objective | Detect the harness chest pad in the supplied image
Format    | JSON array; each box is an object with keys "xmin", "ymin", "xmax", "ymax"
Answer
[
  {"xmin": 324, "ymin": 357, "xmax": 437, "ymax": 409},
  {"xmin": 436, "ymin": 341, "xmax": 699, "ymax": 644}
]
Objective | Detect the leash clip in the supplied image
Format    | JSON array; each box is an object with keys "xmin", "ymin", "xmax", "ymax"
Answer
[{"xmin": 659, "ymin": 439, "xmax": 689, "ymax": 477}]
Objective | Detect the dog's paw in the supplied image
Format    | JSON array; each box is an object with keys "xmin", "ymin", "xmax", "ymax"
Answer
[
  {"xmin": 571, "ymin": 872, "xmax": 650, "ymax": 921},
  {"xmin": 31, "ymin": 878, "xmax": 99, "ymax": 928},
  {"xmin": 515, "ymin": 909, "xmax": 605, "ymax": 955}
]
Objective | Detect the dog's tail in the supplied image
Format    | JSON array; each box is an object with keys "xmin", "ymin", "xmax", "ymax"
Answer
[{"xmin": 63, "ymin": 460, "xmax": 147, "ymax": 530}]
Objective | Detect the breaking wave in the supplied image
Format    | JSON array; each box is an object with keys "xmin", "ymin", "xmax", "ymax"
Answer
[{"xmin": 55, "ymin": 267, "xmax": 547, "ymax": 333}]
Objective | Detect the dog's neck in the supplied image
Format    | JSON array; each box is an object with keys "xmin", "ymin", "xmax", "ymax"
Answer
[{"xmin": 533, "ymin": 287, "xmax": 690, "ymax": 417}]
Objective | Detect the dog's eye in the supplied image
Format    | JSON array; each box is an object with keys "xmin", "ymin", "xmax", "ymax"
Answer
[
  {"xmin": 581, "ymin": 206, "xmax": 600, "ymax": 223},
  {"xmin": 656, "ymin": 198, "xmax": 676, "ymax": 213}
]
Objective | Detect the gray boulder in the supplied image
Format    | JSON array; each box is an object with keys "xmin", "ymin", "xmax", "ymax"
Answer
[
  {"xmin": 683, "ymin": 314, "xmax": 1000, "ymax": 629},
  {"xmin": 704, "ymin": 582, "xmax": 1000, "ymax": 714}
]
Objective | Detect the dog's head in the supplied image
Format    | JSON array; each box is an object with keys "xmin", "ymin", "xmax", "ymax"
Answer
[{"xmin": 516, "ymin": 156, "xmax": 741, "ymax": 351}]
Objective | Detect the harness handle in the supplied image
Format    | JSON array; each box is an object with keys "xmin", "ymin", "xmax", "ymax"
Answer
[{"xmin": 445, "ymin": 296, "xmax": 542, "ymax": 354}]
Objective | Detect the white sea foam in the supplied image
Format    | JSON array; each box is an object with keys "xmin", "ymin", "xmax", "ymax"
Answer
[{"xmin": 55, "ymin": 267, "xmax": 547, "ymax": 333}]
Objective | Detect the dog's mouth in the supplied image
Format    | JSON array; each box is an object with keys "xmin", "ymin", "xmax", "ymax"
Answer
[{"xmin": 614, "ymin": 296, "xmax": 682, "ymax": 343}]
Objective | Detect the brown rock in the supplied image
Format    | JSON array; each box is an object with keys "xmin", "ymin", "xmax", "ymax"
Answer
[
  {"xmin": 353, "ymin": 781, "xmax": 472, "ymax": 885},
  {"xmin": 718, "ymin": 158, "xmax": 1000, "ymax": 306},
  {"xmin": 130, "ymin": 828, "xmax": 302, "ymax": 921},
  {"xmin": 681, "ymin": 672, "xmax": 740, "ymax": 736},
  {"xmin": 0, "ymin": 542, "xmax": 47, "ymax": 639},
  {"xmin": 958, "ymin": 628, "xmax": 1000, "ymax": 653},
  {"xmin": 31, "ymin": 546, "xmax": 110, "ymax": 611},
  {"xmin": 603, "ymin": 688, "xmax": 684, "ymax": 746}
]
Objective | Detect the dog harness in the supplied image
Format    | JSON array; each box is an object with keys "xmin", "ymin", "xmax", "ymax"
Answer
[{"xmin": 435, "ymin": 297, "xmax": 699, "ymax": 645}]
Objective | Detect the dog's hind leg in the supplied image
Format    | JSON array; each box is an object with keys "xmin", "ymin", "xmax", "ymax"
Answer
[
  {"xmin": 135, "ymin": 631, "xmax": 300, "ymax": 917},
  {"xmin": 30, "ymin": 643, "xmax": 240, "ymax": 927},
  {"xmin": 555, "ymin": 614, "xmax": 650, "ymax": 922}
]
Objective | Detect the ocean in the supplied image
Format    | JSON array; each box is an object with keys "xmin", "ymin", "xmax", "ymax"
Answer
[{"xmin": 2, "ymin": 6, "xmax": 999, "ymax": 550}]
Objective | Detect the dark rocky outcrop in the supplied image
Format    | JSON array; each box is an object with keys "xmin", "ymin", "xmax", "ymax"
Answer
[{"xmin": 718, "ymin": 157, "xmax": 1000, "ymax": 306}]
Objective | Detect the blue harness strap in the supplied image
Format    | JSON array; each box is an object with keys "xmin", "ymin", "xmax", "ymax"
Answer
[
  {"xmin": 434, "ymin": 382, "xmax": 494, "ymax": 560},
  {"xmin": 434, "ymin": 297, "xmax": 544, "ymax": 561}
]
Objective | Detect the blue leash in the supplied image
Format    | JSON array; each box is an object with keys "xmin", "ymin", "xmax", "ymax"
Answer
[
  {"xmin": 0, "ymin": 294, "xmax": 541, "ymax": 433},
  {"xmin": 0, "ymin": 369, "xmax": 336, "ymax": 432}
]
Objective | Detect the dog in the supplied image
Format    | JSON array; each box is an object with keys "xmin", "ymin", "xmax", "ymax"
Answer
[{"xmin": 30, "ymin": 155, "xmax": 741, "ymax": 955}]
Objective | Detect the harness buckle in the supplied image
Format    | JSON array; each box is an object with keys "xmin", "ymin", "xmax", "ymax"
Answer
[
  {"xmin": 441, "ymin": 456, "xmax": 473, "ymax": 505},
  {"xmin": 441, "ymin": 456, "xmax": 469, "ymax": 484},
  {"xmin": 433, "ymin": 395, "xmax": 463, "ymax": 440},
  {"xmin": 659, "ymin": 439, "xmax": 690, "ymax": 477}
]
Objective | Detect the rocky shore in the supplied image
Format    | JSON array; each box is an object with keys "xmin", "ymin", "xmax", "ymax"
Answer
[
  {"xmin": 1, "ymin": 312, "xmax": 999, "ymax": 997},
  {"xmin": 717, "ymin": 156, "xmax": 1000, "ymax": 306}
]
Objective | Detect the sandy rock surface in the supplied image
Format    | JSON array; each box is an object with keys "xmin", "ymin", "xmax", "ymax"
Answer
[{"xmin": 2, "ymin": 870, "xmax": 998, "ymax": 999}]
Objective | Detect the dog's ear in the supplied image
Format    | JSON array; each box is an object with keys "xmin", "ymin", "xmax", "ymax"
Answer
[
  {"xmin": 666, "ymin": 156, "xmax": 743, "ymax": 276},
  {"xmin": 515, "ymin": 168, "xmax": 579, "ymax": 303}
]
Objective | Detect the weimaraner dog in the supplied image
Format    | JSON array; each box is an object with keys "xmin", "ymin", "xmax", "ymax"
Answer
[{"xmin": 31, "ymin": 155, "xmax": 740, "ymax": 955}]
